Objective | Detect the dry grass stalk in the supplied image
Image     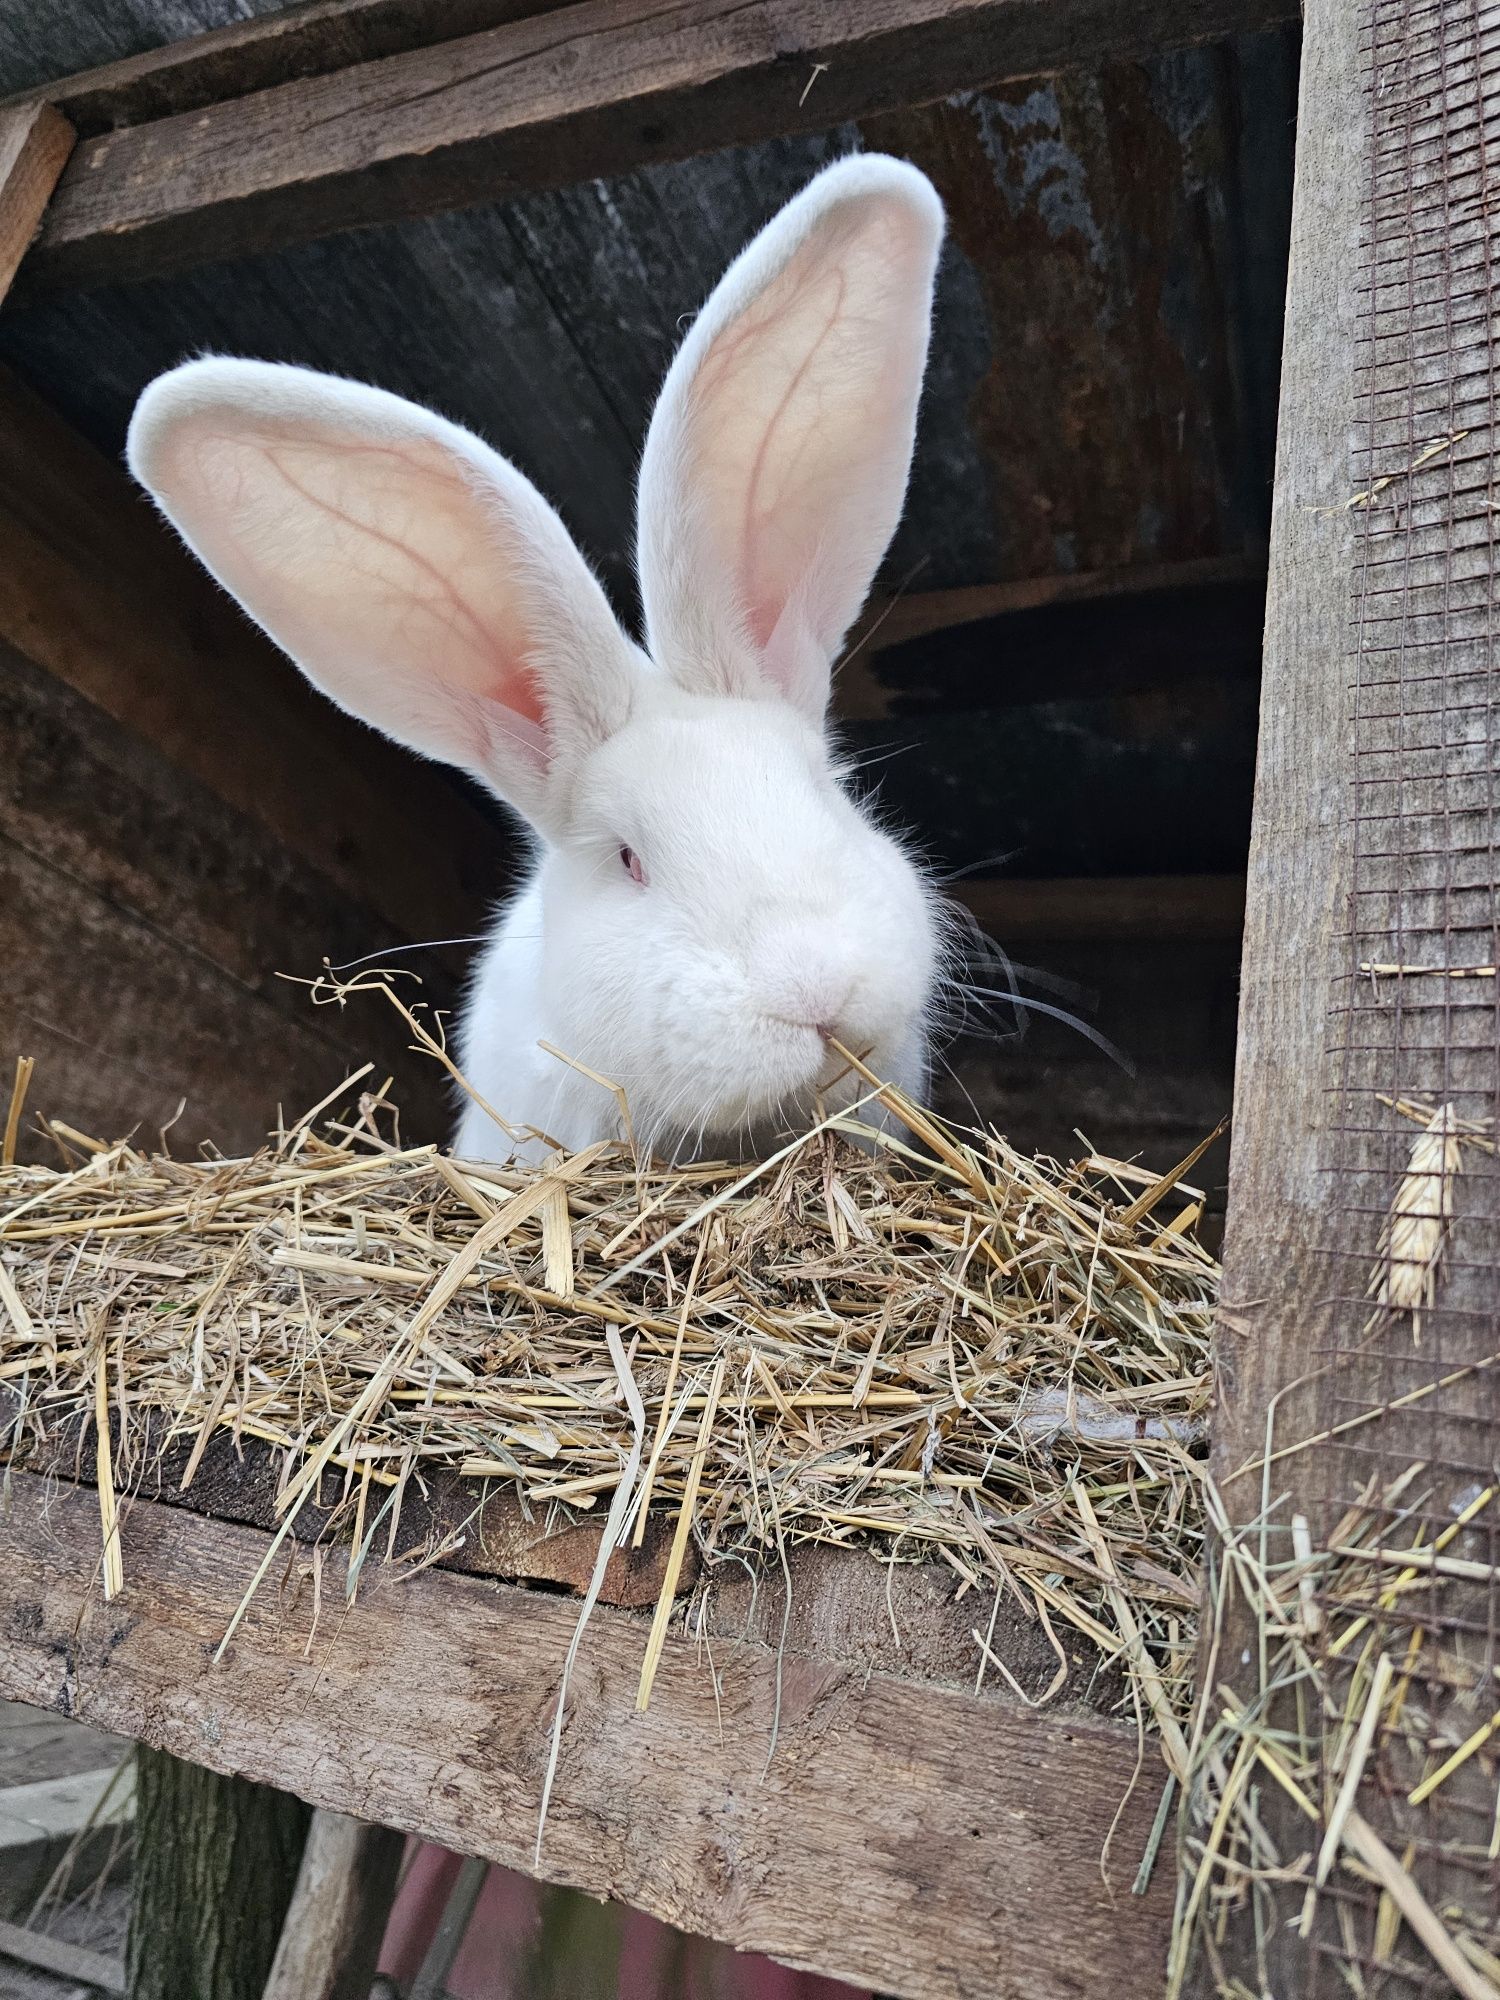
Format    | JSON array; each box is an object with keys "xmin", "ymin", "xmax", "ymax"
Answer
[
  {"xmin": 0, "ymin": 1062, "xmax": 1217, "ymax": 1735},
  {"xmin": 1377, "ymin": 1103, "xmax": 1461, "ymax": 1319},
  {"xmin": 1174, "ymin": 1471, "xmax": 1500, "ymax": 2000},
  {"xmin": 2, "ymin": 1057, "xmax": 33, "ymax": 1169}
]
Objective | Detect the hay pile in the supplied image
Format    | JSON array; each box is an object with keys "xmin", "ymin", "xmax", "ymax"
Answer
[
  {"xmin": 1174, "ymin": 1470, "xmax": 1500, "ymax": 2000},
  {"xmin": 0, "ymin": 1050, "xmax": 1217, "ymax": 1731}
]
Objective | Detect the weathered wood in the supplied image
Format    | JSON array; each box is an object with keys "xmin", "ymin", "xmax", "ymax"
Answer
[
  {"xmin": 3, "ymin": 1390, "xmax": 698, "ymax": 1615},
  {"xmin": 4, "ymin": 2, "xmax": 576, "ymax": 137},
  {"xmin": 3, "ymin": 1390, "xmax": 1113, "ymax": 1707},
  {"xmin": 955, "ymin": 872, "xmax": 1246, "ymax": 942},
  {"xmin": 15, "ymin": 0, "xmax": 1303, "ymax": 297},
  {"xmin": 0, "ymin": 101, "xmax": 71, "ymax": 300},
  {"xmin": 0, "ymin": 365, "xmax": 504, "ymax": 959},
  {"xmin": 128, "ymin": 1747, "xmax": 310, "ymax": 2000},
  {"xmin": 0, "ymin": 636, "xmax": 459, "ymax": 1157},
  {"xmin": 846, "ymin": 551, "xmax": 1267, "ymax": 660},
  {"xmin": 0, "ymin": 1469, "xmax": 1174, "ymax": 2000},
  {"xmin": 0, "ymin": 40, "xmax": 1297, "ymax": 624},
  {"xmin": 0, "ymin": 1912, "xmax": 125, "ymax": 1995},
  {"xmin": 262, "ymin": 1811, "xmax": 405, "ymax": 2000},
  {"xmin": 837, "ymin": 568, "xmax": 1266, "ymax": 722},
  {"xmin": 0, "ymin": 640, "xmax": 438, "ymax": 1020},
  {"xmin": 1200, "ymin": 1, "xmax": 1357, "ymax": 1982},
  {"xmin": 0, "ymin": 830, "xmax": 403, "ymax": 1163},
  {"xmin": 1210, "ymin": 0, "xmax": 1359, "ymax": 1486}
]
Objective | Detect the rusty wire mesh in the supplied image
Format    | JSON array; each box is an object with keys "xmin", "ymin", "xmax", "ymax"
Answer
[{"xmin": 1309, "ymin": 0, "xmax": 1500, "ymax": 1985}]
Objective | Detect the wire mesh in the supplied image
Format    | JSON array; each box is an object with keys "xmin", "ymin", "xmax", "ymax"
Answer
[{"xmin": 1308, "ymin": 0, "xmax": 1500, "ymax": 1984}]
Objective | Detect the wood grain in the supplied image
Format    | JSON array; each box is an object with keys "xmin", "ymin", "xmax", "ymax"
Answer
[
  {"xmin": 0, "ymin": 1914, "xmax": 124, "ymax": 1995},
  {"xmin": 3, "ymin": 1391, "xmax": 1117, "ymax": 1707},
  {"xmin": 263, "ymin": 1811, "xmax": 405, "ymax": 2000},
  {"xmin": 1204, "ymin": 3, "xmax": 1360, "ymax": 1979},
  {"xmin": 0, "ymin": 637, "xmax": 459, "ymax": 1155},
  {"xmin": 0, "ymin": 826, "xmax": 395, "ymax": 1162},
  {"xmin": 0, "ymin": 1468, "xmax": 1173, "ymax": 2000},
  {"xmin": 0, "ymin": 101, "xmax": 71, "ymax": 300},
  {"xmin": 16, "ymin": 0, "xmax": 1302, "ymax": 296},
  {"xmin": 1210, "ymin": 0, "xmax": 1360, "ymax": 1487},
  {"xmin": 3, "ymin": 2, "xmax": 577, "ymax": 137},
  {"xmin": 955, "ymin": 873, "xmax": 1246, "ymax": 942},
  {"xmin": 845, "ymin": 552, "xmax": 1267, "ymax": 661}
]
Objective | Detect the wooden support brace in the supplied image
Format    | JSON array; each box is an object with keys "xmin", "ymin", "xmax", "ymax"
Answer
[
  {"xmin": 0, "ymin": 101, "xmax": 72, "ymax": 302},
  {"xmin": 263, "ymin": 1810, "xmax": 406, "ymax": 2000}
]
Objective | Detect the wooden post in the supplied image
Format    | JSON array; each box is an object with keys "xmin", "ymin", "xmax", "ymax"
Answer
[
  {"xmin": 0, "ymin": 100, "xmax": 72, "ymax": 300},
  {"xmin": 1209, "ymin": 0, "xmax": 1500, "ymax": 1990},
  {"xmin": 1211, "ymin": 0, "xmax": 1362, "ymax": 1488},
  {"xmin": 128, "ymin": 1749, "xmax": 310, "ymax": 2000},
  {"xmin": 262, "ymin": 1811, "xmax": 405, "ymax": 2000}
]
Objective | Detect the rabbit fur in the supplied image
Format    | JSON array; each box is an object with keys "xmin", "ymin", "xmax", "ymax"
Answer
[{"xmin": 127, "ymin": 154, "xmax": 947, "ymax": 1165}]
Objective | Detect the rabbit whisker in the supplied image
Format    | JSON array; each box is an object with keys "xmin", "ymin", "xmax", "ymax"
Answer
[
  {"xmin": 329, "ymin": 935, "xmax": 488, "ymax": 973},
  {"xmin": 948, "ymin": 983, "xmax": 1136, "ymax": 1074}
]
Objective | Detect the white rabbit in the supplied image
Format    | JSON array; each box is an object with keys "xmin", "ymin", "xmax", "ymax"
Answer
[{"xmin": 127, "ymin": 155, "xmax": 947, "ymax": 1165}]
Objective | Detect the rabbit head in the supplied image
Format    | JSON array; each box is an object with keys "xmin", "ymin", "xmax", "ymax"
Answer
[{"xmin": 127, "ymin": 155, "xmax": 946, "ymax": 1156}]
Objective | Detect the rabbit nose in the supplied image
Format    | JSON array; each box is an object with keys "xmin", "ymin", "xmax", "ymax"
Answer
[
  {"xmin": 805, "ymin": 977, "xmax": 855, "ymax": 1032},
  {"xmin": 764, "ymin": 959, "xmax": 854, "ymax": 1038}
]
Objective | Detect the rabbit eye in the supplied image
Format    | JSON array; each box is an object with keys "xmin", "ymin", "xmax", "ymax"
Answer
[{"xmin": 620, "ymin": 845, "xmax": 646, "ymax": 885}]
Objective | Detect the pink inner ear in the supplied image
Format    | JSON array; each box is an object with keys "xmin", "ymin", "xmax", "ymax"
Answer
[
  {"xmin": 255, "ymin": 432, "xmax": 554, "ymax": 734},
  {"xmin": 484, "ymin": 657, "xmax": 546, "ymax": 732}
]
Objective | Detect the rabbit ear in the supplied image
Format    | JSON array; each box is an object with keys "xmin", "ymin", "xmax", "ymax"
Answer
[
  {"xmin": 128, "ymin": 359, "xmax": 641, "ymax": 829},
  {"xmin": 637, "ymin": 155, "xmax": 943, "ymax": 723}
]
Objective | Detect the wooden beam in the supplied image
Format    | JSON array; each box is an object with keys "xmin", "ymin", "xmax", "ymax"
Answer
[
  {"xmin": 0, "ymin": 101, "xmax": 72, "ymax": 300},
  {"xmin": 955, "ymin": 872, "xmax": 1246, "ymax": 942},
  {"xmin": 846, "ymin": 551, "xmax": 1267, "ymax": 661},
  {"xmin": 0, "ymin": 365, "xmax": 501, "ymax": 958},
  {"xmin": 13, "ymin": 0, "xmax": 1302, "ymax": 299},
  {"xmin": 835, "ymin": 558, "xmax": 1266, "ymax": 721},
  {"xmin": 0, "ymin": 1469, "xmax": 1173, "ymax": 2000},
  {"xmin": 0, "ymin": 1915, "xmax": 124, "ymax": 1996},
  {"xmin": 3, "ymin": 2, "xmax": 577, "ymax": 138},
  {"xmin": 0, "ymin": 636, "xmax": 460, "ymax": 1158},
  {"xmin": 3, "ymin": 1393, "xmax": 1110, "ymax": 1706}
]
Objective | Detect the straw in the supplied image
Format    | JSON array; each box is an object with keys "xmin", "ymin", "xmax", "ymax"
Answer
[{"xmin": 0, "ymin": 1063, "xmax": 1218, "ymax": 1735}]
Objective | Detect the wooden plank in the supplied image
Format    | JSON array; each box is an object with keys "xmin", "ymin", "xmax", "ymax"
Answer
[
  {"xmin": 0, "ymin": 365, "xmax": 503, "ymax": 959},
  {"xmin": 846, "ymin": 552, "xmax": 1268, "ymax": 660},
  {"xmin": 0, "ymin": 829, "xmax": 414, "ymax": 1162},
  {"xmin": 14, "ymin": 0, "xmax": 1303, "ymax": 298},
  {"xmin": 0, "ymin": 101, "xmax": 71, "ymax": 300},
  {"xmin": 4, "ymin": 2, "xmax": 577, "ymax": 137},
  {"xmin": 0, "ymin": 640, "xmax": 458, "ymax": 1155},
  {"xmin": 836, "ymin": 568, "xmax": 1267, "ymax": 722},
  {"xmin": 0, "ymin": 1914, "xmax": 124, "ymax": 1996},
  {"xmin": 955, "ymin": 873, "xmax": 1246, "ymax": 942},
  {"xmin": 1210, "ymin": 0, "xmax": 1360, "ymax": 1485},
  {"xmin": 262, "ymin": 1811, "xmax": 404, "ymax": 2000},
  {"xmin": 0, "ymin": 1468, "xmax": 1173, "ymax": 2000},
  {"xmin": 3, "ymin": 1394, "xmax": 1114, "ymax": 1707}
]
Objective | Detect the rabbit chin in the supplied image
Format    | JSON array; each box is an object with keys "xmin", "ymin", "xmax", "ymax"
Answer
[{"xmin": 628, "ymin": 1023, "xmax": 912, "ymax": 1163}]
